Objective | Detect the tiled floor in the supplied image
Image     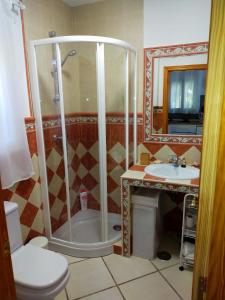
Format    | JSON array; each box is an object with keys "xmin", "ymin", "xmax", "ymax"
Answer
[{"xmin": 55, "ymin": 252, "xmax": 193, "ymax": 300}]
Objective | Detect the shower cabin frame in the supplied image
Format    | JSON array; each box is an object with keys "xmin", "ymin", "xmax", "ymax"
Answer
[{"xmin": 29, "ymin": 35, "xmax": 138, "ymax": 257}]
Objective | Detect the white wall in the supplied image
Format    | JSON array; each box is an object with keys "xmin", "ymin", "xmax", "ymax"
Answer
[{"xmin": 144, "ymin": 0, "xmax": 211, "ymax": 48}]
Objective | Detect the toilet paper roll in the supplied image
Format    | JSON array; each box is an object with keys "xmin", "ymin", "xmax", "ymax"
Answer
[{"xmin": 186, "ymin": 215, "xmax": 194, "ymax": 228}]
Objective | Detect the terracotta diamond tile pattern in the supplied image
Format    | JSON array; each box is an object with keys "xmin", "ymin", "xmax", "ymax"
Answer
[
  {"xmin": 81, "ymin": 152, "xmax": 97, "ymax": 170},
  {"xmin": 45, "ymin": 146, "xmax": 69, "ymax": 232},
  {"xmin": 3, "ymin": 153, "xmax": 45, "ymax": 243},
  {"xmin": 42, "ymin": 120, "xmax": 128, "ymax": 227},
  {"xmin": 107, "ymin": 154, "xmax": 118, "ymax": 172},
  {"xmin": 48, "ymin": 192, "xmax": 56, "ymax": 208},
  {"xmin": 15, "ymin": 178, "xmax": 36, "ymax": 200},
  {"xmin": 107, "ymin": 176, "xmax": 118, "ymax": 194},
  {"xmin": 138, "ymin": 143, "xmax": 201, "ymax": 164},
  {"xmin": 46, "ymin": 167, "xmax": 54, "ymax": 184},
  {"xmin": 2, "ymin": 115, "xmax": 202, "ymax": 245},
  {"xmin": 20, "ymin": 202, "xmax": 39, "ymax": 228},
  {"xmin": 71, "ymin": 154, "xmax": 80, "ymax": 172},
  {"xmin": 57, "ymin": 182, "xmax": 67, "ymax": 202},
  {"xmin": 72, "ymin": 175, "xmax": 82, "ymax": 192},
  {"xmin": 56, "ymin": 159, "xmax": 65, "ymax": 179},
  {"xmin": 83, "ymin": 173, "xmax": 98, "ymax": 191}
]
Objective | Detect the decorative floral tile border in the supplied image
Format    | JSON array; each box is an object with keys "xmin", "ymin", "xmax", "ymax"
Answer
[
  {"xmin": 121, "ymin": 169, "xmax": 199, "ymax": 257},
  {"xmin": 25, "ymin": 117, "xmax": 35, "ymax": 132},
  {"xmin": 25, "ymin": 113, "xmax": 143, "ymax": 130},
  {"xmin": 144, "ymin": 42, "xmax": 208, "ymax": 144}
]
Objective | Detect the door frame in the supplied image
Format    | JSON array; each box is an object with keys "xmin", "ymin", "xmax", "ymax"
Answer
[
  {"xmin": 0, "ymin": 188, "xmax": 16, "ymax": 300},
  {"xmin": 192, "ymin": 0, "xmax": 225, "ymax": 299}
]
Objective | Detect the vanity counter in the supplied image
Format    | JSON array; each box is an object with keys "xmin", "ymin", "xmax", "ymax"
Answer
[{"xmin": 120, "ymin": 164, "xmax": 199, "ymax": 256}]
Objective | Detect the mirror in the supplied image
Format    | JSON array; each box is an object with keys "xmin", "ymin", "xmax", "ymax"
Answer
[
  {"xmin": 162, "ymin": 64, "xmax": 207, "ymax": 135},
  {"xmin": 144, "ymin": 42, "xmax": 208, "ymax": 144}
]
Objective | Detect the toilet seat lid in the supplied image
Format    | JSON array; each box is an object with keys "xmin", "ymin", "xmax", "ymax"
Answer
[{"xmin": 12, "ymin": 244, "xmax": 68, "ymax": 289}]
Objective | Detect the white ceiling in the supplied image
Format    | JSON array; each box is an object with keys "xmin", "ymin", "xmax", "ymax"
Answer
[{"xmin": 62, "ymin": 0, "xmax": 104, "ymax": 7}]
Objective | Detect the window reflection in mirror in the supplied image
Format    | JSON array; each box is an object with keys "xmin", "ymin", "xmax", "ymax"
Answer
[{"xmin": 162, "ymin": 64, "xmax": 207, "ymax": 135}]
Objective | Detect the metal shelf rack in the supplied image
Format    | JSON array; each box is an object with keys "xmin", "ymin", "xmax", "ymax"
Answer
[{"xmin": 179, "ymin": 193, "xmax": 198, "ymax": 271}]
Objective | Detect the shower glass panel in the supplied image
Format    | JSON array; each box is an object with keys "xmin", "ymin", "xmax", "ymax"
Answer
[
  {"xmin": 35, "ymin": 45, "xmax": 69, "ymax": 241},
  {"xmin": 60, "ymin": 42, "xmax": 101, "ymax": 243},
  {"xmin": 105, "ymin": 44, "xmax": 126, "ymax": 227}
]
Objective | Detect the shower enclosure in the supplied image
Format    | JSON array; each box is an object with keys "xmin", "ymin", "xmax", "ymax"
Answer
[{"xmin": 29, "ymin": 36, "xmax": 137, "ymax": 257}]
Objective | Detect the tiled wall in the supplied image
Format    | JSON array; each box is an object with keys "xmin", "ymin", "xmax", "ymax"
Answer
[
  {"xmin": 43, "ymin": 113, "xmax": 127, "ymax": 234},
  {"xmin": 138, "ymin": 143, "xmax": 201, "ymax": 165},
  {"xmin": 2, "ymin": 119, "xmax": 45, "ymax": 242},
  {"xmin": 138, "ymin": 137, "xmax": 201, "ymax": 234},
  {"xmin": 2, "ymin": 113, "xmax": 201, "ymax": 242},
  {"xmin": 2, "ymin": 114, "xmax": 127, "ymax": 241},
  {"xmin": 136, "ymin": 119, "xmax": 201, "ymax": 233},
  {"xmin": 137, "ymin": 116, "xmax": 202, "ymax": 164}
]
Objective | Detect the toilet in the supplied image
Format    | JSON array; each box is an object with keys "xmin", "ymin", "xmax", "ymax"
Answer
[{"xmin": 4, "ymin": 201, "xmax": 70, "ymax": 300}]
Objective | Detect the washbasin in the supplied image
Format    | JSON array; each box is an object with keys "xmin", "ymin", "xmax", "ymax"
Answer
[{"xmin": 144, "ymin": 163, "xmax": 199, "ymax": 180}]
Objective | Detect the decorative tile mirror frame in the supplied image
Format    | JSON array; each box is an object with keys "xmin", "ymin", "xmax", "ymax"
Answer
[{"xmin": 143, "ymin": 42, "xmax": 208, "ymax": 144}]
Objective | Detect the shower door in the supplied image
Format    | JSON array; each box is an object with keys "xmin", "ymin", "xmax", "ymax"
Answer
[
  {"xmin": 104, "ymin": 44, "xmax": 126, "ymax": 221},
  {"xmin": 30, "ymin": 36, "xmax": 137, "ymax": 255},
  {"xmin": 33, "ymin": 44, "xmax": 71, "ymax": 241},
  {"xmin": 32, "ymin": 41, "xmax": 108, "ymax": 244}
]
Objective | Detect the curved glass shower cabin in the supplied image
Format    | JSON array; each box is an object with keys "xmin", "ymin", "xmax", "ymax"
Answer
[{"xmin": 30, "ymin": 36, "xmax": 137, "ymax": 257}]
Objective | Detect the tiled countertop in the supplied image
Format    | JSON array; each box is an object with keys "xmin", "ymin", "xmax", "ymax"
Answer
[{"xmin": 120, "ymin": 164, "xmax": 199, "ymax": 257}]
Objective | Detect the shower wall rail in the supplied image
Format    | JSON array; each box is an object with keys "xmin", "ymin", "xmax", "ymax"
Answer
[{"xmin": 29, "ymin": 35, "xmax": 137, "ymax": 257}]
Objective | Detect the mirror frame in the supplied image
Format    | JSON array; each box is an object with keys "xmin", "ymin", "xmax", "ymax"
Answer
[{"xmin": 143, "ymin": 42, "xmax": 208, "ymax": 144}]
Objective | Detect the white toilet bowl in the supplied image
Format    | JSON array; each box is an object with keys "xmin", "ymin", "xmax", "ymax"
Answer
[
  {"xmin": 4, "ymin": 201, "xmax": 70, "ymax": 300},
  {"xmin": 12, "ymin": 244, "xmax": 70, "ymax": 300}
]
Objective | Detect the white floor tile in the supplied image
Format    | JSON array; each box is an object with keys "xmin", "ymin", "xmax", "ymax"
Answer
[
  {"xmin": 66, "ymin": 258, "xmax": 115, "ymax": 300},
  {"xmin": 119, "ymin": 272, "xmax": 180, "ymax": 300},
  {"xmin": 161, "ymin": 264, "xmax": 193, "ymax": 300},
  {"xmin": 80, "ymin": 287, "xmax": 123, "ymax": 300},
  {"xmin": 103, "ymin": 254, "xmax": 156, "ymax": 284},
  {"xmin": 152, "ymin": 255, "xmax": 180, "ymax": 270},
  {"xmin": 54, "ymin": 289, "xmax": 67, "ymax": 300},
  {"xmin": 61, "ymin": 253, "xmax": 86, "ymax": 264}
]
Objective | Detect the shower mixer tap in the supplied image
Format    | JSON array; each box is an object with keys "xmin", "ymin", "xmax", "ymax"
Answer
[
  {"xmin": 52, "ymin": 135, "xmax": 63, "ymax": 142},
  {"xmin": 52, "ymin": 135, "xmax": 69, "ymax": 157}
]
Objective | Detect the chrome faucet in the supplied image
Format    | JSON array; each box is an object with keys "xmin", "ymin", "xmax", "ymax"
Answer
[
  {"xmin": 169, "ymin": 155, "xmax": 186, "ymax": 168},
  {"xmin": 169, "ymin": 155, "xmax": 180, "ymax": 167}
]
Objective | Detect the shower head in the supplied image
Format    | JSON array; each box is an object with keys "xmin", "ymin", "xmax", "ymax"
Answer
[{"xmin": 61, "ymin": 49, "xmax": 76, "ymax": 67}]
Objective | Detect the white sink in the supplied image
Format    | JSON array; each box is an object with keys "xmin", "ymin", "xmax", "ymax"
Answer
[{"xmin": 144, "ymin": 163, "xmax": 199, "ymax": 180}]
